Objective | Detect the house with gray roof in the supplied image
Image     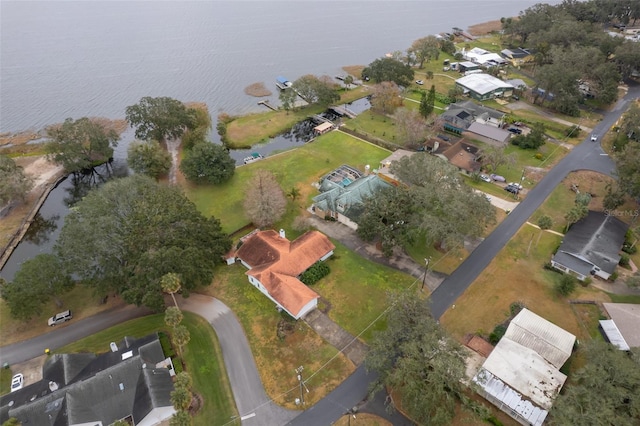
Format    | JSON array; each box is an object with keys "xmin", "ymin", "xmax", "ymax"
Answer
[
  {"xmin": 441, "ymin": 100, "xmax": 506, "ymax": 134},
  {"xmin": 600, "ymin": 303, "xmax": 640, "ymax": 349},
  {"xmin": 0, "ymin": 334, "xmax": 175, "ymax": 426},
  {"xmin": 312, "ymin": 168, "xmax": 392, "ymax": 230},
  {"xmin": 551, "ymin": 211, "xmax": 628, "ymax": 281}
]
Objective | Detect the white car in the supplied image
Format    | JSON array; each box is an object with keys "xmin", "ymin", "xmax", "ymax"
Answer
[
  {"xmin": 415, "ymin": 80, "xmax": 424, "ymax": 85},
  {"xmin": 11, "ymin": 374, "xmax": 23, "ymax": 392},
  {"xmin": 48, "ymin": 309, "xmax": 73, "ymax": 326},
  {"xmin": 590, "ymin": 134, "xmax": 598, "ymax": 142},
  {"xmin": 479, "ymin": 174, "xmax": 491, "ymax": 183}
]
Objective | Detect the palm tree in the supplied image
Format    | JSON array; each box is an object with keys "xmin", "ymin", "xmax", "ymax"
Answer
[
  {"xmin": 164, "ymin": 306, "xmax": 184, "ymax": 328},
  {"xmin": 172, "ymin": 324, "xmax": 191, "ymax": 356},
  {"xmin": 287, "ymin": 186, "xmax": 301, "ymax": 202},
  {"xmin": 161, "ymin": 272, "xmax": 181, "ymax": 307}
]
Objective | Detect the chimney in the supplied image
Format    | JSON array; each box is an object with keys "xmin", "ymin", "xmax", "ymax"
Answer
[{"xmin": 279, "ymin": 229, "xmax": 286, "ymax": 239}]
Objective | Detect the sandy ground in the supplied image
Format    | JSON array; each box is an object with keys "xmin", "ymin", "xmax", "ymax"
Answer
[{"xmin": 19, "ymin": 156, "xmax": 65, "ymax": 189}]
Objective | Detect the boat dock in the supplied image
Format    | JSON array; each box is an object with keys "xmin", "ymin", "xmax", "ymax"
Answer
[
  {"xmin": 275, "ymin": 76, "xmax": 292, "ymax": 91},
  {"xmin": 258, "ymin": 100, "xmax": 277, "ymax": 111},
  {"xmin": 329, "ymin": 106, "xmax": 357, "ymax": 119}
]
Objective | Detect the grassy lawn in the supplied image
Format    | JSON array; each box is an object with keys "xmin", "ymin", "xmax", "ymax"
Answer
[
  {"xmin": 342, "ymin": 110, "xmax": 401, "ymax": 142},
  {"xmin": 492, "ymin": 143, "xmax": 569, "ymax": 185},
  {"xmin": 440, "ymin": 225, "xmax": 609, "ymax": 343},
  {"xmin": 184, "ymin": 131, "xmax": 391, "ymax": 234},
  {"xmin": 203, "ymin": 263, "xmax": 354, "ymax": 409},
  {"xmin": 58, "ymin": 313, "xmax": 238, "ymax": 426}
]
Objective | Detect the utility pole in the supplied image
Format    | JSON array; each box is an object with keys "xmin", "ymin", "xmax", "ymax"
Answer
[
  {"xmin": 295, "ymin": 366, "xmax": 308, "ymax": 405},
  {"xmin": 421, "ymin": 257, "xmax": 431, "ymax": 290}
]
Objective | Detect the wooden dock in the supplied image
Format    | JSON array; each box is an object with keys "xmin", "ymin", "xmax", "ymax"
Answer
[
  {"xmin": 258, "ymin": 100, "xmax": 277, "ymax": 111},
  {"xmin": 329, "ymin": 106, "xmax": 357, "ymax": 119}
]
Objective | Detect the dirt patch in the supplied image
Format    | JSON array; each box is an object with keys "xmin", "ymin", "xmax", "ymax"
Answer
[
  {"xmin": 0, "ymin": 131, "xmax": 42, "ymax": 147},
  {"xmin": 333, "ymin": 413, "xmax": 392, "ymax": 426},
  {"xmin": 342, "ymin": 65, "xmax": 365, "ymax": 79},
  {"xmin": 245, "ymin": 82, "xmax": 273, "ymax": 97},
  {"xmin": 18, "ymin": 156, "xmax": 65, "ymax": 189},
  {"xmin": 467, "ymin": 20, "xmax": 503, "ymax": 36},
  {"xmin": 44, "ymin": 117, "xmax": 128, "ymax": 136}
]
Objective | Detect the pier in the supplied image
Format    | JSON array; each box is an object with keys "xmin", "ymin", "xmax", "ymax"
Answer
[
  {"xmin": 258, "ymin": 100, "xmax": 277, "ymax": 111},
  {"xmin": 329, "ymin": 106, "xmax": 357, "ymax": 119}
]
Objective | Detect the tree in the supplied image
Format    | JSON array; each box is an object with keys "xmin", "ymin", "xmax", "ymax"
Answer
[
  {"xmin": 343, "ymin": 75, "xmax": 354, "ymax": 89},
  {"xmin": 55, "ymin": 175, "xmax": 231, "ymax": 311},
  {"xmin": 358, "ymin": 154, "xmax": 495, "ymax": 254},
  {"xmin": 603, "ymin": 183, "xmax": 625, "ymax": 211},
  {"xmin": 179, "ymin": 141, "xmax": 235, "ymax": 184},
  {"xmin": 538, "ymin": 215, "xmax": 553, "ymax": 230},
  {"xmin": 172, "ymin": 324, "xmax": 191, "ymax": 356},
  {"xmin": 243, "ymin": 170, "xmax": 287, "ymax": 228},
  {"xmin": 165, "ymin": 306, "xmax": 184, "ymax": 328},
  {"xmin": 394, "ymin": 109, "xmax": 428, "ymax": 147},
  {"xmin": 46, "ymin": 117, "xmax": 119, "ymax": 174},
  {"xmin": 408, "ymin": 36, "xmax": 440, "ymax": 68},
  {"xmin": 127, "ymin": 140, "xmax": 171, "ymax": 179},
  {"xmin": 0, "ymin": 155, "xmax": 33, "ymax": 206},
  {"xmin": 511, "ymin": 122, "xmax": 546, "ymax": 149},
  {"xmin": 170, "ymin": 410, "xmax": 192, "ymax": 426},
  {"xmin": 174, "ymin": 371, "xmax": 193, "ymax": 390},
  {"xmin": 627, "ymin": 272, "xmax": 640, "ymax": 288},
  {"xmin": 479, "ymin": 146, "xmax": 516, "ymax": 174},
  {"xmin": 419, "ymin": 85, "xmax": 436, "ymax": 118},
  {"xmin": 614, "ymin": 142, "xmax": 640, "ymax": 199},
  {"xmin": 564, "ymin": 204, "xmax": 588, "ymax": 232},
  {"xmin": 555, "ymin": 274, "xmax": 577, "ymax": 296},
  {"xmin": 287, "ymin": 186, "xmax": 301, "ymax": 201},
  {"xmin": 170, "ymin": 386, "xmax": 192, "ymax": 411},
  {"xmin": 362, "ymin": 57, "xmax": 414, "ymax": 87},
  {"xmin": 1, "ymin": 254, "xmax": 73, "ymax": 320},
  {"xmin": 291, "ymin": 75, "xmax": 340, "ymax": 106},
  {"xmin": 125, "ymin": 97, "xmax": 196, "ymax": 142},
  {"xmin": 279, "ymin": 88, "xmax": 298, "ymax": 112},
  {"xmin": 370, "ymin": 82, "xmax": 403, "ymax": 115},
  {"xmin": 550, "ymin": 341, "xmax": 640, "ymax": 425},
  {"xmin": 365, "ymin": 292, "xmax": 469, "ymax": 426},
  {"xmin": 161, "ymin": 272, "xmax": 182, "ymax": 307}
]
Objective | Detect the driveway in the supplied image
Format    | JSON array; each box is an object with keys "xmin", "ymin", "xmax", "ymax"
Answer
[{"xmin": 176, "ymin": 294, "xmax": 299, "ymax": 426}]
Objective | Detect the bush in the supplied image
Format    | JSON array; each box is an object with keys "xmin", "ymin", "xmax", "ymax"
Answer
[
  {"xmin": 489, "ymin": 324, "xmax": 507, "ymax": 345},
  {"xmin": 555, "ymin": 274, "xmax": 577, "ymax": 296},
  {"xmin": 610, "ymin": 272, "xmax": 619, "ymax": 281},
  {"xmin": 619, "ymin": 253, "xmax": 630, "ymax": 267},
  {"xmin": 300, "ymin": 262, "xmax": 331, "ymax": 285},
  {"xmin": 566, "ymin": 125, "xmax": 582, "ymax": 138},
  {"xmin": 510, "ymin": 301, "xmax": 525, "ymax": 317},
  {"xmin": 538, "ymin": 215, "xmax": 553, "ymax": 230},
  {"xmin": 535, "ymin": 152, "xmax": 543, "ymax": 160}
]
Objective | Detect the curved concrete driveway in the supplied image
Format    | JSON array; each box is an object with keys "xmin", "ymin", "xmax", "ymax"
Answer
[{"xmin": 176, "ymin": 294, "xmax": 299, "ymax": 426}]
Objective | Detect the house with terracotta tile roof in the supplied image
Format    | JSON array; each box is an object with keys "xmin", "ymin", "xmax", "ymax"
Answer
[{"xmin": 233, "ymin": 229, "xmax": 335, "ymax": 319}]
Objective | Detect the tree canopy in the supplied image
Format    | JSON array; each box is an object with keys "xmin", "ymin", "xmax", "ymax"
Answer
[
  {"xmin": 243, "ymin": 170, "xmax": 287, "ymax": 228},
  {"xmin": 614, "ymin": 142, "xmax": 640, "ymax": 199},
  {"xmin": 408, "ymin": 36, "xmax": 440, "ymax": 69},
  {"xmin": 0, "ymin": 155, "xmax": 33, "ymax": 206},
  {"xmin": 357, "ymin": 154, "xmax": 495, "ymax": 255},
  {"xmin": 125, "ymin": 97, "xmax": 196, "ymax": 142},
  {"xmin": 179, "ymin": 141, "xmax": 235, "ymax": 184},
  {"xmin": 370, "ymin": 81, "xmax": 403, "ymax": 115},
  {"xmin": 55, "ymin": 175, "xmax": 230, "ymax": 311},
  {"xmin": 127, "ymin": 140, "xmax": 171, "ymax": 179},
  {"xmin": 46, "ymin": 117, "xmax": 119, "ymax": 173},
  {"xmin": 365, "ymin": 292, "xmax": 469, "ymax": 426},
  {"xmin": 290, "ymin": 74, "xmax": 340, "ymax": 106},
  {"xmin": 1, "ymin": 254, "xmax": 73, "ymax": 320},
  {"xmin": 362, "ymin": 57, "xmax": 414, "ymax": 87},
  {"xmin": 550, "ymin": 341, "xmax": 640, "ymax": 426}
]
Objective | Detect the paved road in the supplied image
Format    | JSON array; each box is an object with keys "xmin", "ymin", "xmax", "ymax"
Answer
[
  {"xmin": 0, "ymin": 303, "xmax": 153, "ymax": 366},
  {"xmin": 430, "ymin": 83, "xmax": 639, "ymax": 319},
  {"xmin": 177, "ymin": 294, "xmax": 299, "ymax": 426}
]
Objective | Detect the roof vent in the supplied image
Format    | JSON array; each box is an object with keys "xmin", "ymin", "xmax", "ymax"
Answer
[{"xmin": 119, "ymin": 383, "xmax": 124, "ymax": 391}]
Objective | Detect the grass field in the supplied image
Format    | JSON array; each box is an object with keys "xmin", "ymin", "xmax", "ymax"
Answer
[
  {"xmin": 183, "ymin": 131, "xmax": 391, "ymax": 234},
  {"xmin": 58, "ymin": 313, "xmax": 238, "ymax": 426}
]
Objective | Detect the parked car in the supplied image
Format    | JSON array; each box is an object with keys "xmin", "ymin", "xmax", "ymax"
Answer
[
  {"xmin": 11, "ymin": 374, "xmax": 23, "ymax": 392},
  {"xmin": 479, "ymin": 174, "xmax": 491, "ymax": 183},
  {"xmin": 590, "ymin": 134, "xmax": 598, "ymax": 142},
  {"xmin": 512, "ymin": 95, "xmax": 520, "ymax": 101},
  {"xmin": 504, "ymin": 184, "xmax": 519, "ymax": 194},
  {"xmin": 415, "ymin": 80, "xmax": 424, "ymax": 85},
  {"xmin": 490, "ymin": 174, "xmax": 506, "ymax": 182},
  {"xmin": 508, "ymin": 182, "xmax": 523, "ymax": 190},
  {"xmin": 48, "ymin": 309, "xmax": 73, "ymax": 326},
  {"xmin": 508, "ymin": 127, "xmax": 523, "ymax": 134},
  {"xmin": 437, "ymin": 134, "xmax": 450, "ymax": 142}
]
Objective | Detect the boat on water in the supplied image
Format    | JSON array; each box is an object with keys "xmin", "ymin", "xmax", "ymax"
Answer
[
  {"xmin": 275, "ymin": 76, "xmax": 293, "ymax": 90},
  {"xmin": 243, "ymin": 152, "xmax": 264, "ymax": 165}
]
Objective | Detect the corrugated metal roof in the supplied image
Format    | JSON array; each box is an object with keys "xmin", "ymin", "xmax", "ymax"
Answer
[
  {"xmin": 599, "ymin": 320, "xmax": 630, "ymax": 350},
  {"xmin": 473, "ymin": 368, "xmax": 548, "ymax": 426},
  {"xmin": 504, "ymin": 308, "xmax": 576, "ymax": 369},
  {"xmin": 603, "ymin": 303, "xmax": 640, "ymax": 348},
  {"xmin": 456, "ymin": 73, "xmax": 513, "ymax": 95}
]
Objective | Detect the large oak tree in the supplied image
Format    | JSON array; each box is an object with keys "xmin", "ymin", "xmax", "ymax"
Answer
[
  {"xmin": 55, "ymin": 175, "xmax": 230, "ymax": 311},
  {"xmin": 179, "ymin": 141, "xmax": 235, "ymax": 184},
  {"xmin": 362, "ymin": 57, "xmax": 414, "ymax": 87},
  {"xmin": 243, "ymin": 170, "xmax": 287, "ymax": 228},
  {"xmin": 125, "ymin": 97, "xmax": 196, "ymax": 143}
]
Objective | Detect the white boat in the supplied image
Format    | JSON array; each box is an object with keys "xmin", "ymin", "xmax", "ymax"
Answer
[{"xmin": 243, "ymin": 153, "xmax": 264, "ymax": 164}]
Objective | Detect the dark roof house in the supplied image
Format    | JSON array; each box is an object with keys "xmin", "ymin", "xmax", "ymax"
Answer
[
  {"xmin": 551, "ymin": 211, "xmax": 628, "ymax": 281},
  {"xmin": 441, "ymin": 100, "xmax": 506, "ymax": 133},
  {"xmin": 434, "ymin": 140, "xmax": 481, "ymax": 174},
  {"xmin": 0, "ymin": 334, "xmax": 175, "ymax": 426}
]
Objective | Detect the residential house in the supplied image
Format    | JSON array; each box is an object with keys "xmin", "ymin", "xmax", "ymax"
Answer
[
  {"xmin": 312, "ymin": 167, "xmax": 392, "ymax": 229},
  {"xmin": 462, "ymin": 47, "xmax": 507, "ymax": 67},
  {"xmin": 234, "ymin": 229, "xmax": 335, "ymax": 319},
  {"xmin": 473, "ymin": 309, "xmax": 576, "ymax": 426},
  {"xmin": 377, "ymin": 149, "xmax": 416, "ymax": 185},
  {"xmin": 500, "ymin": 48, "xmax": 533, "ymax": 66},
  {"xmin": 455, "ymin": 73, "xmax": 514, "ymax": 101},
  {"xmin": 434, "ymin": 140, "xmax": 481, "ymax": 174},
  {"xmin": 441, "ymin": 100, "xmax": 506, "ymax": 134},
  {"xmin": 551, "ymin": 211, "xmax": 628, "ymax": 281},
  {"xmin": 0, "ymin": 334, "xmax": 175, "ymax": 426},
  {"xmin": 464, "ymin": 122, "xmax": 512, "ymax": 146},
  {"xmin": 458, "ymin": 61, "xmax": 482, "ymax": 74}
]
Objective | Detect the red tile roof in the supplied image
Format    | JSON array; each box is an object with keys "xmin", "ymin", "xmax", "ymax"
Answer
[{"xmin": 236, "ymin": 230, "xmax": 335, "ymax": 317}]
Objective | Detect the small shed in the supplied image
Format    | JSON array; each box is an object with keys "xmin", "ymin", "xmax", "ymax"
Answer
[{"xmin": 314, "ymin": 122, "xmax": 334, "ymax": 135}]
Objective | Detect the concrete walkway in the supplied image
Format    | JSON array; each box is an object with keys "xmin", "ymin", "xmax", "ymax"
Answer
[
  {"xmin": 176, "ymin": 294, "xmax": 299, "ymax": 426},
  {"xmin": 303, "ymin": 310, "xmax": 368, "ymax": 366}
]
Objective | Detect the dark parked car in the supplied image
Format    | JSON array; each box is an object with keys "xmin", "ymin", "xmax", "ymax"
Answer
[
  {"xmin": 508, "ymin": 127, "xmax": 522, "ymax": 134},
  {"xmin": 504, "ymin": 184, "xmax": 519, "ymax": 194},
  {"xmin": 437, "ymin": 134, "xmax": 450, "ymax": 141}
]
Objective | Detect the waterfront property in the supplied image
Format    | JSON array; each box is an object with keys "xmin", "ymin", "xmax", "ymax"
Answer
[
  {"xmin": 455, "ymin": 73, "xmax": 514, "ymax": 101},
  {"xmin": 551, "ymin": 210, "xmax": 628, "ymax": 281},
  {"xmin": 231, "ymin": 229, "xmax": 335, "ymax": 320},
  {"xmin": 275, "ymin": 76, "xmax": 293, "ymax": 91},
  {"xmin": 0, "ymin": 334, "xmax": 175, "ymax": 426}
]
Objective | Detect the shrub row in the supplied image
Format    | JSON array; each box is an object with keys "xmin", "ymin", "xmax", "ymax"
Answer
[{"xmin": 300, "ymin": 261, "xmax": 330, "ymax": 285}]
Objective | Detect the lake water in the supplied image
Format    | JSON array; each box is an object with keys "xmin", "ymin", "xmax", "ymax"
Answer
[
  {"xmin": 1, "ymin": 0, "xmax": 561, "ymax": 134},
  {"xmin": 0, "ymin": 0, "xmax": 561, "ymax": 281}
]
